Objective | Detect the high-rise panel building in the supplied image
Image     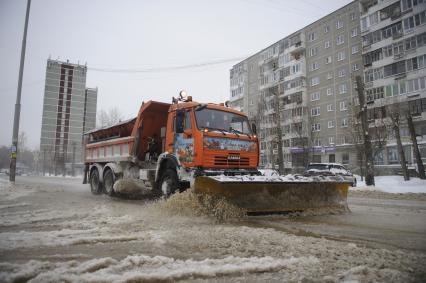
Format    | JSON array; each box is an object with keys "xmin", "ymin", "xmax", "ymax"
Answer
[
  {"xmin": 360, "ymin": 0, "xmax": 426, "ymax": 173},
  {"xmin": 40, "ymin": 59, "xmax": 97, "ymax": 175},
  {"xmin": 230, "ymin": 1, "xmax": 362, "ymax": 171},
  {"xmin": 230, "ymin": 0, "xmax": 426, "ymax": 173}
]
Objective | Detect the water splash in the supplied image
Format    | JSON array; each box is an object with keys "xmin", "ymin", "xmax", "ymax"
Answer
[{"xmin": 155, "ymin": 189, "xmax": 246, "ymax": 222}]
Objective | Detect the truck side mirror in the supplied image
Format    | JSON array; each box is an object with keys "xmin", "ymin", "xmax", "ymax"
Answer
[
  {"xmin": 175, "ymin": 109, "xmax": 184, "ymax": 134},
  {"xmin": 251, "ymin": 123, "xmax": 257, "ymax": 135}
]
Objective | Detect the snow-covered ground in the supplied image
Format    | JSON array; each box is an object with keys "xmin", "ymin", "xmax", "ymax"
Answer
[
  {"xmin": 0, "ymin": 175, "xmax": 425, "ymax": 282},
  {"xmin": 353, "ymin": 175, "xmax": 426, "ymax": 193}
]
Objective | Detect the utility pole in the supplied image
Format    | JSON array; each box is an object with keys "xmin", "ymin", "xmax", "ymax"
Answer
[
  {"xmin": 9, "ymin": 0, "xmax": 31, "ymax": 182},
  {"xmin": 355, "ymin": 76, "xmax": 375, "ymax": 186}
]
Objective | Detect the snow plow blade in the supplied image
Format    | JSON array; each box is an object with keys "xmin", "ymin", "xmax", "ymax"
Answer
[{"xmin": 194, "ymin": 176, "xmax": 349, "ymax": 213}]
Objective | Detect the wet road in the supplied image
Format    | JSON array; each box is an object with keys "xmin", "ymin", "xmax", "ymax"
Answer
[{"xmin": 0, "ymin": 175, "xmax": 425, "ymax": 282}]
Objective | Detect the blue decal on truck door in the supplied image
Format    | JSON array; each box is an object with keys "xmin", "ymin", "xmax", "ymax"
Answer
[{"xmin": 175, "ymin": 134, "xmax": 194, "ymax": 163}]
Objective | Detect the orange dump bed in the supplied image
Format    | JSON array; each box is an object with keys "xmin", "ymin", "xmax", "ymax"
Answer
[{"xmin": 84, "ymin": 101, "xmax": 170, "ymax": 163}]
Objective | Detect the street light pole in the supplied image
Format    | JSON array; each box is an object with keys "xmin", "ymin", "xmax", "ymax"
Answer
[{"xmin": 10, "ymin": 0, "xmax": 31, "ymax": 182}]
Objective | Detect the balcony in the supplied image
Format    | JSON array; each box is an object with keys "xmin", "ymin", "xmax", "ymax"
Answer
[{"xmin": 288, "ymin": 41, "xmax": 305, "ymax": 56}]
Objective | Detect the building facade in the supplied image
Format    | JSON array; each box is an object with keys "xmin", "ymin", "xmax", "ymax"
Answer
[
  {"xmin": 229, "ymin": 0, "xmax": 426, "ymax": 173},
  {"xmin": 39, "ymin": 59, "xmax": 97, "ymax": 175},
  {"xmin": 230, "ymin": 1, "xmax": 362, "ymax": 172},
  {"xmin": 360, "ymin": 0, "xmax": 426, "ymax": 174}
]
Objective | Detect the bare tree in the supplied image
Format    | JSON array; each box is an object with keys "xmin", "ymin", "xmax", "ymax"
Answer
[
  {"xmin": 355, "ymin": 76, "xmax": 375, "ymax": 186},
  {"xmin": 345, "ymin": 105, "xmax": 365, "ymax": 180},
  {"xmin": 18, "ymin": 131, "xmax": 27, "ymax": 153},
  {"xmin": 407, "ymin": 113, "xmax": 426, "ymax": 179},
  {"xmin": 387, "ymin": 104, "xmax": 409, "ymax": 181},
  {"xmin": 272, "ymin": 86, "xmax": 284, "ymax": 174},
  {"xmin": 97, "ymin": 107, "xmax": 125, "ymax": 128}
]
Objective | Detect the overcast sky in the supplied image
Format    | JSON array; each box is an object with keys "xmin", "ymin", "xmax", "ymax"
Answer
[{"xmin": 0, "ymin": 0, "xmax": 352, "ymax": 149}]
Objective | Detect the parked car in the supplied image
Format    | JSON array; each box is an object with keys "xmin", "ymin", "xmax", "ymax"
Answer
[{"xmin": 305, "ymin": 163, "xmax": 357, "ymax": 187}]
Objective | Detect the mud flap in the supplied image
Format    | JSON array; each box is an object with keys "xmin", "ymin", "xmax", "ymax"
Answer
[{"xmin": 194, "ymin": 176, "xmax": 349, "ymax": 213}]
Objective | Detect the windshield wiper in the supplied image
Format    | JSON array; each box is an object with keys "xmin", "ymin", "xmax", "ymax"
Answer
[
  {"xmin": 229, "ymin": 127, "xmax": 251, "ymax": 138},
  {"xmin": 204, "ymin": 127, "xmax": 226, "ymax": 135}
]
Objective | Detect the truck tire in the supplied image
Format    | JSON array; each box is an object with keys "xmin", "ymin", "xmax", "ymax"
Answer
[
  {"xmin": 103, "ymin": 169, "xmax": 115, "ymax": 196},
  {"xmin": 90, "ymin": 168, "xmax": 102, "ymax": 195},
  {"xmin": 159, "ymin": 169, "xmax": 178, "ymax": 198}
]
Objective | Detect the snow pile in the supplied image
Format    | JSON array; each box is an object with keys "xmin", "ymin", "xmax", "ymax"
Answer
[
  {"xmin": 334, "ymin": 265, "xmax": 406, "ymax": 283},
  {"xmin": 0, "ymin": 255, "xmax": 318, "ymax": 283},
  {"xmin": 258, "ymin": 169, "xmax": 279, "ymax": 177},
  {"xmin": 0, "ymin": 228, "xmax": 142, "ymax": 251},
  {"xmin": 211, "ymin": 173, "xmax": 344, "ymax": 183},
  {"xmin": 352, "ymin": 175, "xmax": 426, "ymax": 194},
  {"xmin": 0, "ymin": 179, "xmax": 33, "ymax": 200},
  {"xmin": 154, "ymin": 189, "xmax": 246, "ymax": 221}
]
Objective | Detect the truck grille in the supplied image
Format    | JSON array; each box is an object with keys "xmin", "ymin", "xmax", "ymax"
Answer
[{"xmin": 214, "ymin": 155, "xmax": 249, "ymax": 167}]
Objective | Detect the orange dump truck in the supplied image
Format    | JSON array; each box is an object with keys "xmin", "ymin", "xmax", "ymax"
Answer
[{"xmin": 83, "ymin": 93, "xmax": 349, "ymax": 213}]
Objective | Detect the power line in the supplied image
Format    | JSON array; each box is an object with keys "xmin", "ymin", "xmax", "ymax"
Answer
[
  {"xmin": 88, "ymin": 56, "xmax": 249, "ymax": 73},
  {"xmin": 0, "ymin": 56, "xmax": 249, "ymax": 92}
]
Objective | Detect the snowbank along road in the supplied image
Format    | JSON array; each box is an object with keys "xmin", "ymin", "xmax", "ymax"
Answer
[{"xmin": 0, "ymin": 175, "xmax": 425, "ymax": 282}]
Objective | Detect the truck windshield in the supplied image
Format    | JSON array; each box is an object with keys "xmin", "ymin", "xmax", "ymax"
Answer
[{"xmin": 195, "ymin": 108, "xmax": 252, "ymax": 135}]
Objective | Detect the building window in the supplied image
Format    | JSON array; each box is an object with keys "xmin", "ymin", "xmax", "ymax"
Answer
[
  {"xmin": 403, "ymin": 11, "xmax": 426, "ymax": 31},
  {"xmin": 312, "ymin": 123, "xmax": 321, "ymax": 132},
  {"xmin": 342, "ymin": 152, "xmax": 349, "ymax": 164},
  {"xmin": 310, "ymin": 46, "xmax": 318, "ymax": 57},
  {"xmin": 338, "ymin": 68, "xmax": 346, "ymax": 77},
  {"xmin": 328, "ymin": 120, "xmax": 335, "ymax": 128},
  {"xmin": 324, "ymin": 40, "xmax": 330, "ymax": 49},
  {"xmin": 401, "ymin": 0, "xmax": 425, "ymax": 12},
  {"xmin": 366, "ymin": 86, "xmax": 385, "ymax": 102},
  {"xmin": 340, "ymin": 101, "xmax": 348, "ymax": 111},
  {"xmin": 311, "ymin": 77, "xmax": 320, "ymax": 86},
  {"xmin": 327, "ymin": 88, "xmax": 333, "ymax": 95},
  {"xmin": 408, "ymin": 98, "xmax": 426, "ymax": 116},
  {"xmin": 327, "ymin": 104, "xmax": 334, "ymax": 111},
  {"xmin": 314, "ymin": 139, "xmax": 322, "ymax": 147},
  {"xmin": 310, "ymin": 62, "xmax": 319, "ymax": 71},
  {"xmin": 369, "ymin": 11, "xmax": 379, "ymax": 26},
  {"xmin": 351, "ymin": 12, "xmax": 356, "ymax": 21},
  {"xmin": 352, "ymin": 45, "xmax": 359, "ymax": 54},
  {"xmin": 365, "ymin": 67, "xmax": 384, "ymax": 83},
  {"xmin": 337, "ymin": 51, "xmax": 346, "ymax": 61},
  {"xmin": 327, "ymin": 72, "xmax": 333, "ymax": 80},
  {"xmin": 311, "ymin": 107, "xmax": 320, "ymax": 116},
  {"xmin": 311, "ymin": 91, "xmax": 320, "ymax": 101},
  {"xmin": 339, "ymin": 83, "xmax": 347, "ymax": 94},
  {"xmin": 336, "ymin": 34, "xmax": 345, "ymax": 45},
  {"xmin": 324, "ymin": 25, "xmax": 330, "ymax": 33},
  {"xmin": 336, "ymin": 19, "xmax": 343, "ymax": 29},
  {"xmin": 351, "ymin": 28, "xmax": 358, "ymax": 37},
  {"xmin": 329, "ymin": 136, "xmax": 335, "ymax": 145},
  {"xmin": 352, "ymin": 63, "xmax": 359, "ymax": 71},
  {"xmin": 308, "ymin": 32, "xmax": 317, "ymax": 41}
]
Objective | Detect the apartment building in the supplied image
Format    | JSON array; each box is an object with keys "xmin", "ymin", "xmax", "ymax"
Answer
[
  {"xmin": 360, "ymin": 0, "xmax": 426, "ymax": 172},
  {"xmin": 40, "ymin": 59, "xmax": 98, "ymax": 175},
  {"xmin": 230, "ymin": 1, "xmax": 363, "ymax": 171}
]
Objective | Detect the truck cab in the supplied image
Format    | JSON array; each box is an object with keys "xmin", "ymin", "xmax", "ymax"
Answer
[{"xmin": 157, "ymin": 97, "xmax": 259, "ymax": 196}]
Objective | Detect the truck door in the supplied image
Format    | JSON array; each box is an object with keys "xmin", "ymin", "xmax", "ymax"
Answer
[{"xmin": 174, "ymin": 109, "xmax": 194, "ymax": 165}]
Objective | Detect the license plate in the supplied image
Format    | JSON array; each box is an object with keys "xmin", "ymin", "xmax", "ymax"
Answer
[{"xmin": 228, "ymin": 155, "xmax": 240, "ymax": 160}]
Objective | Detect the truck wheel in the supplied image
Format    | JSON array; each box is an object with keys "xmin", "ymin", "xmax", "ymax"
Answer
[
  {"xmin": 90, "ymin": 169, "xmax": 102, "ymax": 195},
  {"xmin": 159, "ymin": 169, "xmax": 178, "ymax": 197},
  {"xmin": 103, "ymin": 169, "xmax": 115, "ymax": 196}
]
